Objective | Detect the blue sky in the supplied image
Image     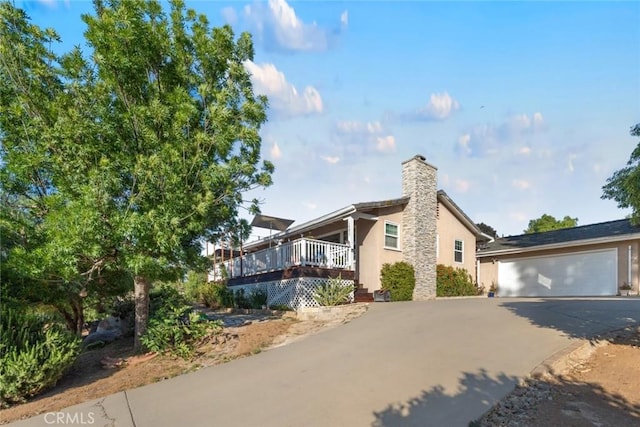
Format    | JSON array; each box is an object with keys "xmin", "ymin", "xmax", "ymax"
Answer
[{"xmin": 20, "ymin": 0, "xmax": 640, "ymax": 239}]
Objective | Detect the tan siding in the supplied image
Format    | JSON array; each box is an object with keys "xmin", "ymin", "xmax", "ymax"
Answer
[
  {"xmin": 357, "ymin": 206, "xmax": 404, "ymax": 291},
  {"xmin": 436, "ymin": 202, "xmax": 478, "ymax": 281}
]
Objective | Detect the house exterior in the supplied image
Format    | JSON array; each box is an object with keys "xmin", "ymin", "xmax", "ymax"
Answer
[
  {"xmin": 216, "ymin": 155, "xmax": 487, "ymax": 309},
  {"xmin": 477, "ymin": 219, "xmax": 640, "ymax": 297}
]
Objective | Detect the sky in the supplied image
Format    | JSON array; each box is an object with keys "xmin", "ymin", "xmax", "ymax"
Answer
[{"xmin": 17, "ymin": 0, "xmax": 640, "ymax": 240}]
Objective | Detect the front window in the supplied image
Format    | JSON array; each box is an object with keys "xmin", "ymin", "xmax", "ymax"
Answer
[
  {"xmin": 384, "ymin": 221, "xmax": 399, "ymax": 249},
  {"xmin": 454, "ymin": 239, "xmax": 463, "ymax": 263}
]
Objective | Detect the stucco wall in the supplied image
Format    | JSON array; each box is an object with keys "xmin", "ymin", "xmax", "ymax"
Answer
[
  {"xmin": 356, "ymin": 206, "xmax": 404, "ymax": 291},
  {"xmin": 478, "ymin": 239, "xmax": 640, "ymax": 295},
  {"xmin": 436, "ymin": 202, "xmax": 478, "ymax": 282}
]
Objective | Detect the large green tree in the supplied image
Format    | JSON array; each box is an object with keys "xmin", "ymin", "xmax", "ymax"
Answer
[
  {"xmin": 0, "ymin": 0, "xmax": 273, "ymax": 350},
  {"xmin": 602, "ymin": 124, "xmax": 640, "ymax": 222},
  {"xmin": 523, "ymin": 214, "xmax": 578, "ymax": 234}
]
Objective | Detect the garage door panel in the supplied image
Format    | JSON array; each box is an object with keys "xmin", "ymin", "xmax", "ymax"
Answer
[{"xmin": 498, "ymin": 249, "xmax": 617, "ymax": 297}]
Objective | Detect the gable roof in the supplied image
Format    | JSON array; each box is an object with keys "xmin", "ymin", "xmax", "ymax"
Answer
[
  {"xmin": 244, "ymin": 191, "xmax": 485, "ymax": 250},
  {"xmin": 477, "ymin": 219, "xmax": 640, "ymax": 257}
]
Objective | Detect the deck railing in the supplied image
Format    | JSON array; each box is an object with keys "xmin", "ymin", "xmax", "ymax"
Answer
[{"xmin": 221, "ymin": 238, "xmax": 353, "ymax": 279}]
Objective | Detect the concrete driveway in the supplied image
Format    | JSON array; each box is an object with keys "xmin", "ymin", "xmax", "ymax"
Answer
[{"xmin": 8, "ymin": 298, "xmax": 640, "ymax": 427}]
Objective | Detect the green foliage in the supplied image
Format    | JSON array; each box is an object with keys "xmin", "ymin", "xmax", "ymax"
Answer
[
  {"xmin": 436, "ymin": 264, "xmax": 480, "ymax": 297},
  {"xmin": 200, "ymin": 281, "xmax": 234, "ymax": 309},
  {"xmin": 0, "ymin": 1, "xmax": 273, "ymax": 349},
  {"xmin": 0, "ymin": 309, "xmax": 80, "ymax": 407},
  {"xmin": 477, "ymin": 222, "xmax": 498, "ymax": 238},
  {"xmin": 380, "ymin": 262, "xmax": 416, "ymax": 301},
  {"xmin": 233, "ymin": 287, "xmax": 267, "ymax": 309},
  {"xmin": 268, "ymin": 304, "xmax": 293, "ymax": 311},
  {"xmin": 603, "ymin": 124, "xmax": 640, "ymax": 223},
  {"xmin": 183, "ymin": 270, "xmax": 208, "ymax": 302},
  {"xmin": 141, "ymin": 285, "xmax": 220, "ymax": 359},
  {"xmin": 523, "ymin": 214, "xmax": 578, "ymax": 234},
  {"xmin": 313, "ymin": 275, "xmax": 352, "ymax": 306}
]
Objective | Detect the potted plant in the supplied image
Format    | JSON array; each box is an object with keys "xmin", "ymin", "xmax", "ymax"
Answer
[
  {"xmin": 620, "ymin": 282, "xmax": 632, "ymax": 296},
  {"xmin": 488, "ymin": 282, "xmax": 497, "ymax": 298}
]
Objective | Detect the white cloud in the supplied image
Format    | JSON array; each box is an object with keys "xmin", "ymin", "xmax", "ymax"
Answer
[
  {"xmin": 35, "ymin": 0, "xmax": 69, "ymax": 8},
  {"xmin": 457, "ymin": 112, "xmax": 547, "ymax": 158},
  {"xmin": 458, "ymin": 134, "xmax": 472, "ymax": 156},
  {"xmin": 221, "ymin": 6, "xmax": 238, "ymax": 25},
  {"xmin": 320, "ymin": 155, "xmax": 340, "ymax": 164},
  {"xmin": 244, "ymin": 0, "xmax": 347, "ymax": 52},
  {"xmin": 333, "ymin": 120, "xmax": 396, "ymax": 155},
  {"xmin": 376, "ymin": 136, "xmax": 396, "ymax": 153},
  {"xmin": 512, "ymin": 179, "xmax": 531, "ymax": 190},
  {"xmin": 568, "ymin": 153, "xmax": 577, "ymax": 173},
  {"xmin": 244, "ymin": 61, "xmax": 323, "ymax": 118},
  {"xmin": 341, "ymin": 11, "xmax": 349, "ymax": 26},
  {"xmin": 270, "ymin": 142, "xmax": 282, "ymax": 160},
  {"xmin": 302, "ymin": 201, "xmax": 317, "ymax": 210},
  {"xmin": 455, "ymin": 179, "xmax": 470, "ymax": 193},
  {"xmin": 410, "ymin": 92, "xmax": 460, "ymax": 121},
  {"xmin": 519, "ymin": 146, "xmax": 532, "ymax": 155}
]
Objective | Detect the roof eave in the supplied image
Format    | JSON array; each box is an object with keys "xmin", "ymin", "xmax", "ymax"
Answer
[{"xmin": 477, "ymin": 232, "xmax": 640, "ymax": 257}]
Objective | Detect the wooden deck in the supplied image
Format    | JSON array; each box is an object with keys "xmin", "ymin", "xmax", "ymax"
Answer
[{"xmin": 228, "ymin": 265, "xmax": 355, "ymax": 286}]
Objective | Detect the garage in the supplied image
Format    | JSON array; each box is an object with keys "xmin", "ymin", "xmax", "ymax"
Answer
[{"xmin": 497, "ymin": 248, "xmax": 618, "ymax": 297}]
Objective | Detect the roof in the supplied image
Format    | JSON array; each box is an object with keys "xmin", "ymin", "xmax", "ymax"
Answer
[
  {"xmin": 244, "ymin": 197, "xmax": 410, "ymax": 250},
  {"xmin": 244, "ymin": 190, "xmax": 485, "ymax": 250},
  {"xmin": 477, "ymin": 219, "xmax": 640, "ymax": 256}
]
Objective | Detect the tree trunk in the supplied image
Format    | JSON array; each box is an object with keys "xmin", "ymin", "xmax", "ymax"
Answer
[
  {"xmin": 72, "ymin": 297, "xmax": 84, "ymax": 337},
  {"xmin": 133, "ymin": 275, "xmax": 151, "ymax": 352}
]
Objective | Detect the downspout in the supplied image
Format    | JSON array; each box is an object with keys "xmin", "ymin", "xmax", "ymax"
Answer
[
  {"xmin": 629, "ymin": 245, "xmax": 632, "ymax": 294},
  {"xmin": 476, "ymin": 259, "xmax": 480, "ymax": 287}
]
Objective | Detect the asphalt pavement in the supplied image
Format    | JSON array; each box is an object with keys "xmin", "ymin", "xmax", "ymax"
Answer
[{"xmin": 7, "ymin": 297, "xmax": 640, "ymax": 427}]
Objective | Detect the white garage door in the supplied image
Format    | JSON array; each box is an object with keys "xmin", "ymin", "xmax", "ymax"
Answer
[{"xmin": 498, "ymin": 249, "xmax": 617, "ymax": 297}]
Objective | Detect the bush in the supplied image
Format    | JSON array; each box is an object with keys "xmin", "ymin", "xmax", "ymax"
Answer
[
  {"xmin": 380, "ymin": 262, "xmax": 416, "ymax": 301},
  {"xmin": 183, "ymin": 270, "xmax": 208, "ymax": 302},
  {"xmin": 141, "ymin": 286, "xmax": 221, "ymax": 359},
  {"xmin": 233, "ymin": 288, "xmax": 267, "ymax": 309},
  {"xmin": 436, "ymin": 264, "xmax": 480, "ymax": 297},
  {"xmin": 0, "ymin": 309, "xmax": 80, "ymax": 407},
  {"xmin": 313, "ymin": 275, "xmax": 352, "ymax": 306},
  {"xmin": 201, "ymin": 281, "xmax": 234, "ymax": 309}
]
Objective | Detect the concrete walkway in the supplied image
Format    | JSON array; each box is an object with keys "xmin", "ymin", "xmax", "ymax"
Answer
[{"xmin": 8, "ymin": 298, "xmax": 640, "ymax": 427}]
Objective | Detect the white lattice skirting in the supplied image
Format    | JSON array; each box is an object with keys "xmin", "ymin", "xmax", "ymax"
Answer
[{"xmin": 231, "ymin": 277, "xmax": 355, "ymax": 310}]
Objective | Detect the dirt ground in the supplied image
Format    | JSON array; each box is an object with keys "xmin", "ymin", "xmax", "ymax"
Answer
[
  {"xmin": 3, "ymin": 308, "xmax": 640, "ymax": 426},
  {"xmin": 476, "ymin": 327, "xmax": 640, "ymax": 426}
]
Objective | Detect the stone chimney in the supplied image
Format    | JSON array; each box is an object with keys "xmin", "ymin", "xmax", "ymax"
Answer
[{"xmin": 401, "ymin": 155, "xmax": 438, "ymax": 300}]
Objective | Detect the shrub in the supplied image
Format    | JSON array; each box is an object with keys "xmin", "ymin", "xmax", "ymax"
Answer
[
  {"xmin": 436, "ymin": 264, "xmax": 479, "ymax": 297},
  {"xmin": 249, "ymin": 288, "xmax": 268, "ymax": 309},
  {"xmin": 380, "ymin": 262, "xmax": 416, "ymax": 301},
  {"xmin": 0, "ymin": 309, "xmax": 80, "ymax": 407},
  {"xmin": 201, "ymin": 281, "xmax": 234, "ymax": 309},
  {"xmin": 313, "ymin": 275, "xmax": 352, "ymax": 306},
  {"xmin": 183, "ymin": 270, "xmax": 208, "ymax": 302},
  {"xmin": 232, "ymin": 288, "xmax": 267, "ymax": 309},
  {"xmin": 233, "ymin": 288, "xmax": 251, "ymax": 309},
  {"xmin": 141, "ymin": 285, "xmax": 221, "ymax": 359}
]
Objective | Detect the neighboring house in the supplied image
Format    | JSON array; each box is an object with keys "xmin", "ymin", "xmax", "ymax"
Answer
[
  {"xmin": 216, "ymin": 155, "xmax": 487, "ymax": 309},
  {"xmin": 477, "ymin": 219, "xmax": 640, "ymax": 297}
]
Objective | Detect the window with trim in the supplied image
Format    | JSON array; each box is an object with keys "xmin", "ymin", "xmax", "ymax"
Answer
[
  {"xmin": 384, "ymin": 221, "xmax": 399, "ymax": 249},
  {"xmin": 454, "ymin": 239, "xmax": 463, "ymax": 263}
]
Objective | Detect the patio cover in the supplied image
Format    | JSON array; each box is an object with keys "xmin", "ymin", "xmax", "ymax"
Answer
[{"xmin": 250, "ymin": 214, "xmax": 294, "ymax": 232}]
